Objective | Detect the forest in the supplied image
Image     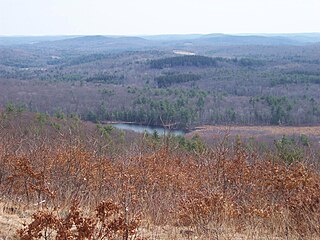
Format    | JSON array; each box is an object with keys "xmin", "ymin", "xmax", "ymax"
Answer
[{"xmin": 1, "ymin": 36, "xmax": 320, "ymax": 129}]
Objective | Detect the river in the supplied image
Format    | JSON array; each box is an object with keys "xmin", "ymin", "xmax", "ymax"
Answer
[{"xmin": 111, "ymin": 123, "xmax": 186, "ymax": 136}]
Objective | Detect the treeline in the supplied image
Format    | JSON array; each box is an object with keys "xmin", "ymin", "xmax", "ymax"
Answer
[
  {"xmin": 86, "ymin": 97, "xmax": 200, "ymax": 128},
  {"xmin": 86, "ymin": 74, "xmax": 124, "ymax": 84},
  {"xmin": 0, "ymin": 57, "xmax": 42, "ymax": 68},
  {"xmin": 271, "ymin": 73, "xmax": 320, "ymax": 86},
  {"xmin": 47, "ymin": 53, "xmax": 113, "ymax": 66},
  {"xmin": 150, "ymin": 55, "xmax": 217, "ymax": 69},
  {"xmin": 149, "ymin": 55, "xmax": 265, "ymax": 69},
  {"xmin": 231, "ymin": 58, "xmax": 264, "ymax": 67},
  {"xmin": 264, "ymin": 96, "xmax": 293, "ymax": 125},
  {"xmin": 155, "ymin": 73, "xmax": 201, "ymax": 88}
]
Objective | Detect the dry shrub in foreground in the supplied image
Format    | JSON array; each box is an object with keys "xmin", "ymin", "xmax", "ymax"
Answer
[
  {"xmin": 176, "ymin": 151, "xmax": 320, "ymax": 237},
  {"xmin": 1, "ymin": 130, "xmax": 320, "ymax": 239},
  {"xmin": 18, "ymin": 200, "xmax": 142, "ymax": 240}
]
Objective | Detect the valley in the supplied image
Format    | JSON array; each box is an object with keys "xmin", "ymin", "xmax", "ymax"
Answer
[{"xmin": 1, "ymin": 34, "xmax": 320, "ymax": 239}]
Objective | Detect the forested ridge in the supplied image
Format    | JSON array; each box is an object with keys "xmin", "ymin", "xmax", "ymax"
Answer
[{"xmin": 0, "ymin": 36, "xmax": 320, "ymax": 129}]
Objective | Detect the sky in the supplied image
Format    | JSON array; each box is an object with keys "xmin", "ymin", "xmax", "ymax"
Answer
[{"xmin": 0, "ymin": 0, "xmax": 320, "ymax": 36}]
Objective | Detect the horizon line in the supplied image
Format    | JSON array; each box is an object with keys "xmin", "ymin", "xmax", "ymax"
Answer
[{"xmin": 1, "ymin": 32, "xmax": 320, "ymax": 37}]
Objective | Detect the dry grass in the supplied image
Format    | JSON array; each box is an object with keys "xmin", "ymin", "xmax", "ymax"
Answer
[
  {"xmin": 188, "ymin": 125, "xmax": 320, "ymax": 146},
  {"xmin": 190, "ymin": 125, "xmax": 320, "ymax": 137},
  {"xmin": 0, "ymin": 201, "xmax": 31, "ymax": 239}
]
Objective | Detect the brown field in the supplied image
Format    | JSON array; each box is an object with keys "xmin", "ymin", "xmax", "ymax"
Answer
[{"xmin": 188, "ymin": 125, "xmax": 320, "ymax": 144}]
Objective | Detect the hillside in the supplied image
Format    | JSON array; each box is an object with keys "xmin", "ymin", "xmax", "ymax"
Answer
[
  {"xmin": 1, "ymin": 109, "xmax": 320, "ymax": 239},
  {"xmin": 36, "ymin": 35, "xmax": 151, "ymax": 51},
  {"xmin": 0, "ymin": 37, "xmax": 320, "ymax": 128},
  {"xmin": 196, "ymin": 34, "xmax": 299, "ymax": 46}
]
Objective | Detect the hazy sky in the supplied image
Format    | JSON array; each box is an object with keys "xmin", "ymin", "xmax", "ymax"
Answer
[{"xmin": 1, "ymin": 0, "xmax": 320, "ymax": 36}]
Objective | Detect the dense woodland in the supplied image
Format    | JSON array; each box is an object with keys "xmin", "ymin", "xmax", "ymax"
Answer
[{"xmin": 0, "ymin": 35, "xmax": 320, "ymax": 129}]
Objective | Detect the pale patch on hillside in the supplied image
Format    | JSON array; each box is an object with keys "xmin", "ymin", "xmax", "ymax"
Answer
[{"xmin": 173, "ymin": 50, "xmax": 196, "ymax": 55}]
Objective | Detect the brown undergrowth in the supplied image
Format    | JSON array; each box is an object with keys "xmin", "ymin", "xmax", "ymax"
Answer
[
  {"xmin": 1, "ymin": 113, "xmax": 320, "ymax": 239},
  {"xmin": 18, "ymin": 200, "xmax": 142, "ymax": 240},
  {"xmin": 1, "ymin": 142, "xmax": 320, "ymax": 239}
]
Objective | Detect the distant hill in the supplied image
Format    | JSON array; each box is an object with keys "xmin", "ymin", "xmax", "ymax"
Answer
[
  {"xmin": 29, "ymin": 34, "xmax": 312, "ymax": 51},
  {"xmin": 36, "ymin": 35, "xmax": 151, "ymax": 51},
  {"xmin": 141, "ymin": 33, "xmax": 320, "ymax": 46},
  {"xmin": 0, "ymin": 36, "xmax": 78, "ymax": 46},
  {"xmin": 1, "ymin": 33, "xmax": 320, "ymax": 51},
  {"xmin": 281, "ymin": 33, "xmax": 320, "ymax": 43},
  {"xmin": 194, "ymin": 34, "xmax": 300, "ymax": 46},
  {"xmin": 141, "ymin": 34, "xmax": 203, "ymax": 41}
]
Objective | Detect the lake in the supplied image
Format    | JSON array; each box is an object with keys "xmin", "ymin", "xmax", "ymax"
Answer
[{"xmin": 111, "ymin": 123, "xmax": 186, "ymax": 136}]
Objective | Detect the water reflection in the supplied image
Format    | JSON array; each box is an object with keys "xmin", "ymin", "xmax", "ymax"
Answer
[{"xmin": 111, "ymin": 123, "xmax": 185, "ymax": 136}]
